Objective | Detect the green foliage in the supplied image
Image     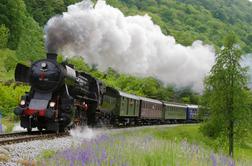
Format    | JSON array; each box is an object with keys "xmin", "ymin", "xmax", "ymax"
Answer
[
  {"xmin": 0, "ymin": 0, "xmax": 45, "ymax": 60},
  {"xmin": 38, "ymin": 149, "xmax": 56, "ymax": 159},
  {"xmin": 0, "ymin": 0, "xmax": 27, "ymax": 49},
  {"xmin": 0, "ymin": 49, "xmax": 17, "ymax": 80},
  {"xmin": 0, "ymin": 24, "xmax": 9, "ymax": 48},
  {"xmin": 176, "ymin": 87, "xmax": 200, "ymax": 104},
  {"xmin": 147, "ymin": 125, "xmax": 252, "ymax": 160},
  {"xmin": 68, "ymin": 57, "xmax": 92, "ymax": 73},
  {"xmin": 0, "ymin": 83, "xmax": 29, "ymax": 117},
  {"xmin": 152, "ymin": 125, "xmax": 212, "ymax": 147},
  {"xmin": 16, "ymin": 16, "xmax": 45, "ymax": 61},
  {"xmin": 108, "ymin": 0, "xmax": 252, "ymax": 52},
  {"xmin": 103, "ymin": 70, "xmax": 176, "ymax": 101},
  {"xmin": 2, "ymin": 118, "xmax": 15, "ymax": 132},
  {"xmin": 201, "ymin": 33, "xmax": 249, "ymax": 156},
  {"xmin": 23, "ymin": 0, "xmax": 82, "ymax": 26}
]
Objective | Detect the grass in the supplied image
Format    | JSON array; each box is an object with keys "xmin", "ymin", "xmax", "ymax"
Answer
[
  {"xmin": 39, "ymin": 150, "xmax": 56, "ymax": 159},
  {"xmin": 1, "ymin": 117, "xmax": 15, "ymax": 133},
  {"xmin": 35, "ymin": 124, "xmax": 252, "ymax": 166},
  {"xmin": 131, "ymin": 124, "xmax": 252, "ymax": 161}
]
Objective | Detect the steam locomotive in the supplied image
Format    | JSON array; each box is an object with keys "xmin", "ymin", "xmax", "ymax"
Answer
[
  {"xmin": 14, "ymin": 53, "xmax": 106, "ymax": 132},
  {"xmin": 14, "ymin": 53, "xmax": 199, "ymax": 133}
]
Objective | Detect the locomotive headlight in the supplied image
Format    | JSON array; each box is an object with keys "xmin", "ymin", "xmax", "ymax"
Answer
[
  {"xmin": 49, "ymin": 102, "xmax": 56, "ymax": 108},
  {"xmin": 20, "ymin": 100, "xmax": 26, "ymax": 106}
]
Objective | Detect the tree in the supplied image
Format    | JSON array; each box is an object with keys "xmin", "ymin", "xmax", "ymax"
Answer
[
  {"xmin": 0, "ymin": 0, "xmax": 26, "ymax": 49},
  {"xmin": 0, "ymin": 24, "xmax": 9, "ymax": 48},
  {"xmin": 24, "ymin": 0, "xmax": 81, "ymax": 26},
  {"xmin": 202, "ymin": 33, "xmax": 248, "ymax": 157},
  {"xmin": 16, "ymin": 16, "xmax": 44, "ymax": 61}
]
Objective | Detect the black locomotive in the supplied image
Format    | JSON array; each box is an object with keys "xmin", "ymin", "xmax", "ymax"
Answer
[
  {"xmin": 14, "ymin": 53, "xmax": 105, "ymax": 132},
  {"xmin": 14, "ymin": 53, "xmax": 199, "ymax": 133}
]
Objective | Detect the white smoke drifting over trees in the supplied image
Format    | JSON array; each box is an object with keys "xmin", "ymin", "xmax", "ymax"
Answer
[{"xmin": 45, "ymin": 0, "xmax": 215, "ymax": 92}]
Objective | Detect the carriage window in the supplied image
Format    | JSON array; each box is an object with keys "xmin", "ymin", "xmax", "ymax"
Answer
[{"xmin": 130, "ymin": 99, "xmax": 134, "ymax": 105}]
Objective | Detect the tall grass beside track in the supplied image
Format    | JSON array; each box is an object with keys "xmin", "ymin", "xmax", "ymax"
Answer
[
  {"xmin": 1, "ymin": 118, "xmax": 15, "ymax": 133},
  {"xmin": 37, "ymin": 125, "xmax": 252, "ymax": 166}
]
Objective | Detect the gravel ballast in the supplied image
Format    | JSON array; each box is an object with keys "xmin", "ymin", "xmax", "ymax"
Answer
[
  {"xmin": 0, "ymin": 126, "xmax": 101, "ymax": 166},
  {"xmin": 0, "ymin": 136, "xmax": 73, "ymax": 166}
]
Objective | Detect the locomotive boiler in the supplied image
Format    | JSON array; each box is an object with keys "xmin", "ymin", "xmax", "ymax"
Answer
[{"xmin": 14, "ymin": 53, "xmax": 105, "ymax": 133}]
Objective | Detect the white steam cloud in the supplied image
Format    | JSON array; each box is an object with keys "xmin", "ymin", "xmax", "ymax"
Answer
[{"xmin": 45, "ymin": 0, "xmax": 215, "ymax": 92}]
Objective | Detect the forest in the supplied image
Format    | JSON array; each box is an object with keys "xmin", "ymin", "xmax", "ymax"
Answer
[{"xmin": 0, "ymin": 0, "xmax": 252, "ymax": 117}]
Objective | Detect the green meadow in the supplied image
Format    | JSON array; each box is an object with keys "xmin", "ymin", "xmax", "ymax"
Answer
[{"xmin": 38, "ymin": 124, "xmax": 252, "ymax": 166}]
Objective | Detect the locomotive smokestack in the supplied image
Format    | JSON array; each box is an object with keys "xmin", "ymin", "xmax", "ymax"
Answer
[{"xmin": 47, "ymin": 53, "xmax": 57, "ymax": 61}]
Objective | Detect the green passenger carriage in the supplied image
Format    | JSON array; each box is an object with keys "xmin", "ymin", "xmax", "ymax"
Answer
[
  {"xmin": 163, "ymin": 103, "xmax": 187, "ymax": 123},
  {"xmin": 99, "ymin": 87, "xmax": 140, "ymax": 125},
  {"xmin": 99, "ymin": 87, "xmax": 199, "ymax": 126}
]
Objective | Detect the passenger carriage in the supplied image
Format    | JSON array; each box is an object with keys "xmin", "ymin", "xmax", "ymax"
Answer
[{"xmin": 163, "ymin": 102, "xmax": 187, "ymax": 123}]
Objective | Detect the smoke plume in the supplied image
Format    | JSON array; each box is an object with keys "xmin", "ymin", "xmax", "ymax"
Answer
[{"xmin": 45, "ymin": 0, "xmax": 215, "ymax": 92}]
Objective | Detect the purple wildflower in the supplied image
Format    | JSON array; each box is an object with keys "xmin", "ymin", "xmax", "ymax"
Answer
[
  {"xmin": 101, "ymin": 148, "xmax": 107, "ymax": 161},
  {"xmin": 79, "ymin": 149, "xmax": 91, "ymax": 165},
  {"xmin": 228, "ymin": 159, "xmax": 236, "ymax": 166},
  {"xmin": 211, "ymin": 153, "xmax": 217, "ymax": 166},
  {"xmin": 219, "ymin": 155, "xmax": 228, "ymax": 165},
  {"xmin": 110, "ymin": 159, "xmax": 114, "ymax": 166}
]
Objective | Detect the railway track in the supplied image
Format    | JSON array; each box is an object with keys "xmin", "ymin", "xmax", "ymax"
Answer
[
  {"xmin": 0, "ymin": 123, "xmax": 195, "ymax": 145},
  {"xmin": 0, "ymin": 132, "xmax": 69, "ymax": 145}
]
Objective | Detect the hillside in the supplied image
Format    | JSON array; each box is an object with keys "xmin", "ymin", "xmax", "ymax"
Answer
[
  {"xmin": 0, "ymin": 0, "xmax": 252, "ymax": 114},
  {"xmin": 106, "ymin": 0, "xmax": 252, "ymax": 52},
  {"xmin": 1, "ymin": 0, "xmax": 251, "ymax": 55}
]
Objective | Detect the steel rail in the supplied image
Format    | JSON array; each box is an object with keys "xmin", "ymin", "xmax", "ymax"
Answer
[{"xmin": 0, "ymin": 132, "xmax": 68, "ymax": 145}]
